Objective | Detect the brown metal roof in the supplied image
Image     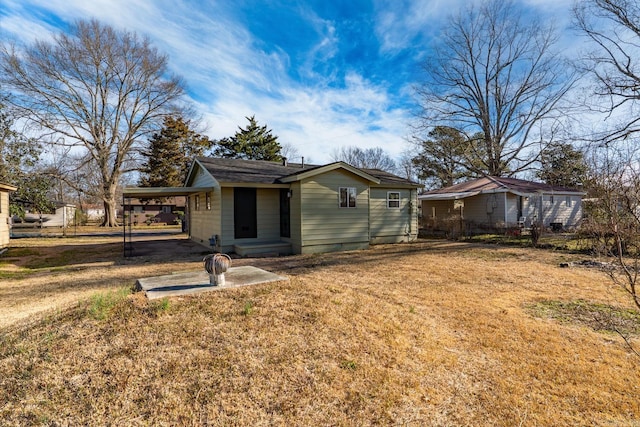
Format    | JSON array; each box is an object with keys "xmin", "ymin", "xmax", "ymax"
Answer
[{"xmin": 422, "ymin": 176, "xmax": 583, "ymax": 196}]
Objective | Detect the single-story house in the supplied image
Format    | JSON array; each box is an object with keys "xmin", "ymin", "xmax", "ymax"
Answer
[
  {"xmin": 184, "ymin": 157, "xmax": 422, "ymax": 255},
  {"xmin": 419, "ymin": 176, "xmax": 585, "ymax": 233},
  {"xmin": 84, "ymin": 204, "xmax": 106, "ymax": 222},
  {"xmin": 0, "ymin": 183, "xmax": 18, "ymax": 249}
]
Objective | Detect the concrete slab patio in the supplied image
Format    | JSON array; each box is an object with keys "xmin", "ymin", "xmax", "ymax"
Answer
[{"xmin": 135, "ymin": 266, "xmax": 288, "ymax": 299}]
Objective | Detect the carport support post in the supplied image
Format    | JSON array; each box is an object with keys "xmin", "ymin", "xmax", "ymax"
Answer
[
  {"xmin": 122, "ymin": 194, "xmax": 132, "ymax": 258},
  {"xmin": 122, "ymin": 193, "xmax": 125, "ymax": 257}
]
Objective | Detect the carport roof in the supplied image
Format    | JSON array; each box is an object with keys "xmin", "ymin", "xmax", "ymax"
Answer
[{"xmin": 123, "ymin": 186, "xmax": 213, "ymax": 198}]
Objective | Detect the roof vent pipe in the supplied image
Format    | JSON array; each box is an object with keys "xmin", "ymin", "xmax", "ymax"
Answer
[
  {"xmin": 282, "ymin": 157, "xmax": 288, "ymax": 167},
  {"xmin": 301, "ymin": 156, "xmax": 304, "ymax": 168}
]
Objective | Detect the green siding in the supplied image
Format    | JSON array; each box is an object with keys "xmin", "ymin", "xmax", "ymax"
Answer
[
  {"xmin": 191, "ymin": 165, "xmax": 217, "ymax": 187},
  {"xmin": 300, "ymin": 170, "xmax": 369, "ymax": 252},
  {"xmin": 189, "ymin": 189, "xmax": 221, "ymax": 248},
  {"xmin": 370, "ymin": 188, "xmax": 418, "ymax": 244},
  {"xmin": 220, "ymin": 187, "xmax": 282, "ymax": 252}
]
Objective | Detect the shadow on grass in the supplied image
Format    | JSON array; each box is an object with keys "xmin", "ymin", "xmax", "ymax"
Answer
[{"xmin": 3, "ymin": 238, "xmax": 210, "ymax": 272}]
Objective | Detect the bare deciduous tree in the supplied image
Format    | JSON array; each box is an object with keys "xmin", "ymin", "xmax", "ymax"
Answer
[
  {"xmin": 330, "ymin": 146, "xmax": 396, "ymax": 173},
  {"xmin": 415, "ymin": 0, "xmax": 575, "ymax": 177},
  {"xmin": 582, "ymin": 143, "xmax": 640, "ymax": 314},
  {"xmin": 0, "ymin": 19, "xmax": 185, "ymax": 226},
  {"xmin": 574, "ymin": 0, "xmax": 640, "ymax": 143}
]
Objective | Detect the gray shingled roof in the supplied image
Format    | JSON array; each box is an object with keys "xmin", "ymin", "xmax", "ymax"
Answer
[
  {"xmin": 195, "ymin": 157, "xmax": 317, "ymax": 184},
  {"xmin": 195, "ymin": 157, "xmax": 421, "ymax": 187},
  {"xmin": 423, "ymin": 176, "xmax": 583, "ymax": 195}
]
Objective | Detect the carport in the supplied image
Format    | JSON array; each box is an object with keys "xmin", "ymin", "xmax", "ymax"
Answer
[{"xmin": 122, "ymin": 186, "xmax": 213, "ymax": 257}]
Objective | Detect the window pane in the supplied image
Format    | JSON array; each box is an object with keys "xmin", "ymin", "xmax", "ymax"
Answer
[
  {"xmin": 387, "ymin": 192, "xmax": 400, "ymax": 208},
  {"xmin": 339, "ymin": 188, "xmax": 348, "ymax": 207},
  {"xmin": 348, "ymin": 188, "xmax": 356, "ymax": 207}
]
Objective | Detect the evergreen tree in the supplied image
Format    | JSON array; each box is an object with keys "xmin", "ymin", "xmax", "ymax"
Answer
[
  {"xmin": 0, "ymin": 105, "xmax": 54, "ymax": 217},
  {"xmin": 139, "ymin": 116, "xmax": 212, "ymax": 187},
  {"xmin": 411, "ymin": 126, "xmax": 476, "ymax": 189},
  {"xmin": 536, "ymin": 142, "xmax": 587, "ymax": 188},
  {"xmin": 213, "ymin": 115, "xmax": 282, "ymax": 161}
]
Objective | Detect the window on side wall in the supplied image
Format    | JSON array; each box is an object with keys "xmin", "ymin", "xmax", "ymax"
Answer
[
  {"xmin": 566, "ymin": 196, "xmax": 572, "ymax": 207},
  {"xmin": 387, "ymin": 192, "xmax": 400, "ymax": 208},
  {"xmin": 195, "ymin": 195, "xmax": 200, "ymax": 211},
  {"xmin": 206, "ymin": 192, "xmax": 211, "ymax": 210},
  {"xmin": 339, "ymin": 187, "xmax": 357, "ymax": 208}
]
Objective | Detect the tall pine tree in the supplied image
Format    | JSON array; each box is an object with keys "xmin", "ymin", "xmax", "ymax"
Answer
[
  {"xmin": 213, "ymin": 115, "xmax": 282, "ymax": 161},
  {"xmin": 536, "ymin": 142, "xmax": 587, "ymax": 188},
  {"xmin": 411, "ymin": 126, "xmax": 477, "ymax": 189},
  {"xmin": 139, "ymin": 116, "xmax": 212, "ymax": 187}
]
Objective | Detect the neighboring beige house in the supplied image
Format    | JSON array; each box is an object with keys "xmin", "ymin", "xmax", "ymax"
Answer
[
  {"xmin": 184, "ymin": 157, "xmax": 422, "ymax": 256},
  {"xmin": 0, "ymin": 183, "xmax": 18, "ymax": 249},
  {"xmin": 419, "ymin": 176, "xmax": 585, "ymax": 233}
]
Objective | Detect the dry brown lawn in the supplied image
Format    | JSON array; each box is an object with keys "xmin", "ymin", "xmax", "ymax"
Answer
[{"xmin": 1, "ymin": 236, "xmax": 639, "ymax": 426}]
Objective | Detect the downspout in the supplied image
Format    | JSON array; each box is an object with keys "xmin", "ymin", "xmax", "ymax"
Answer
[
  {"xmin": 367, "ymin": 185, "xmax": 371, "ymax": 244},
  {"xmin": 406, "ymin": 189, "xmax": 413, "ymax": 237},
  {"xmin": 122, "ymin": 192, "xmax": 125, "ymax": 257},
  {"xmin": 504, "ymin": 192, "xmax": 508, "ymax": 226}
]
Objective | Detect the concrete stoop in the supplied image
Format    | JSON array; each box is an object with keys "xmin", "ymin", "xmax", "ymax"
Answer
[{"xmin": 135, "ymin": 266, "xmax": 288, "ymax": 300}]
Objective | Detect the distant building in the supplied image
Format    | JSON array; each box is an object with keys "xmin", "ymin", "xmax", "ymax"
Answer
[
  {"xmin": 12, "ymin": 202, "xmax": 77, "ymax": 228},
  {"xmin": 121, "ymin": 196, "xmax": 185, "ymax": 225},
  {"xmin": 84, "ymin": 204, "xmax": 106, "ymax": 222},
  {"xmin": 419, "ymin": 176, "xmax": 585, "ymax": 233}
]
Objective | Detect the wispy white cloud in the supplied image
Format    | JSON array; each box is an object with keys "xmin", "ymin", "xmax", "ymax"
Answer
[{"xmin": 1, "ymin": 0, "xmax": 585, "ymax": 166}]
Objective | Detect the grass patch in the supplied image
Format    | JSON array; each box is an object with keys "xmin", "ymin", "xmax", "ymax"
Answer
[
  {"xmin": 528, "ymin": 299, "xmax": 640, "ymax": 336},
  {"xmin": 1, "ymin": 247, "xmax": 40, "ymax": 258},
  {"xmin": 86, "ymin": 287, "xmax": 132, "ymax": 320},
  {"xmin": 151, "ymin": 297, "xmax": 171, "ymax": 315},
  {"xmin": 0, "ymin": 270, "xmax": 29, "ymax": 280},
  {"xmin": 467, "ymin": 232, "xmax": 590, "ymax": 252},
  {"xmin": 340, "ymin": 360, "xmax": 358, "ymax": 370},
  {"xmin": 242, "ymin": 300, "xmax": 254, "ymax": 316}
]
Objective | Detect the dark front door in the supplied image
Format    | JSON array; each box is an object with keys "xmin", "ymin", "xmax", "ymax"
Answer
[
  {"xmin": 280, "ymin": 189, "xmax": 291, "ymax": 238},
  {"xmin": 234, "ymin": 187, "xmax": 257, "ymax": 239}
]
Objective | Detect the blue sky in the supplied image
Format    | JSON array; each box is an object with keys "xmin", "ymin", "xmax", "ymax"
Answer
[{"xmin": 1, "ymin": 0, "xmax": 575, "ymax": 164}]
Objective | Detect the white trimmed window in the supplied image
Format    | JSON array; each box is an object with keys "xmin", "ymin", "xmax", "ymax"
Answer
[
  {"xmin": 206, "ymin": 192, "xmax": 212, "ymax": 210},
  {"xmin": 387, "ymin": 192, "xmax": 400, "ymax": 208},
  {"xmin": 195, "ymin": 195, "xmax": 200, "ymax": 211},
  {"xmin": 339, "ymin": 187, "xmax": 357, "ymax": 208}
]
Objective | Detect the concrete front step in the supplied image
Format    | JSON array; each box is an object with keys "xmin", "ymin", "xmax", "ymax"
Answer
[{"xmin": 233, "ymin": 241, "xmax": 292, "ymax": 257}]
